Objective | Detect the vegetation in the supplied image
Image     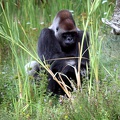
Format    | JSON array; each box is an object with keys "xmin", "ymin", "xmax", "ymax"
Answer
[{"xmin": 0, "ymin": 0, "xmax": 120, "ymax": 119}]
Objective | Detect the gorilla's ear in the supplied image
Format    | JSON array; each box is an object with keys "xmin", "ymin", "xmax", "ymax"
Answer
[{"xmin": 25, "ymin": 61, "xmax": 40, "ymax": 77}]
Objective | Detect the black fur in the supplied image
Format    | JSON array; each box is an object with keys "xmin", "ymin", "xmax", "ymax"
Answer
[{"xmin": 38, "ymin": 28, "xmax": 89, "ymax": 95}]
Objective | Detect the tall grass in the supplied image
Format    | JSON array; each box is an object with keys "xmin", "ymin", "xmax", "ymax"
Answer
[{"xmin": 1, "ymin": 0, "xmax": 120, "ymax": 119}]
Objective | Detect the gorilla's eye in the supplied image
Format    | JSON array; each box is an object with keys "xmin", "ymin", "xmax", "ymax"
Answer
[
  {"xmin": 56, "ymin": 27, "xmax": 59, "ymax": 31},
  {"xmin": 62, "ymin": 33, "xmax": 67, "ymax": 38}
]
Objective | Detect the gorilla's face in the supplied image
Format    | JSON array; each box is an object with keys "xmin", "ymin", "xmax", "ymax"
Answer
[{"xmin": 57, "ymin": 31, "xmax": 77, "ymax": 48}]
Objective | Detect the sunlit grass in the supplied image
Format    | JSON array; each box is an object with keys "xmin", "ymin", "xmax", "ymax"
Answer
[{"xmin": 0, "ymin": 0, "xmax": 120, "ymax": 119}]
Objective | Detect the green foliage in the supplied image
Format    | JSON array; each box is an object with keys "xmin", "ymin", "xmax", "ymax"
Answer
[{"xmin": 0, "ymin": 0, "xmax": 120, "ymax": 120}]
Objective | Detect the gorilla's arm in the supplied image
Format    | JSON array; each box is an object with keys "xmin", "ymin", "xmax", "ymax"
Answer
[{"xmin": 38, "ymin": 28, "xmax": 64, "ymax": 64}]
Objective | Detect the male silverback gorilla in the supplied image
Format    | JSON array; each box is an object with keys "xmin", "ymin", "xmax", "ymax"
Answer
[{"xmin": 38, "ymin": 10, "xmax": 89, "ymax": 95}]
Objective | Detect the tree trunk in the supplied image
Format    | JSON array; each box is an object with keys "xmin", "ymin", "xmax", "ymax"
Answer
[
  {"xmin": 102, "ymin": 0, "xmax": 120, "ymax": 35},
  {"xmin": 116, "ymin": 0, "xmax": 120, "ymax": 8}
]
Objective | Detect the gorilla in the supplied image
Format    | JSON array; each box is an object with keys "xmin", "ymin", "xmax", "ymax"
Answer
[{"xmin": 37, "ymin": 10, "xmax": 90, "ymax": 95}]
